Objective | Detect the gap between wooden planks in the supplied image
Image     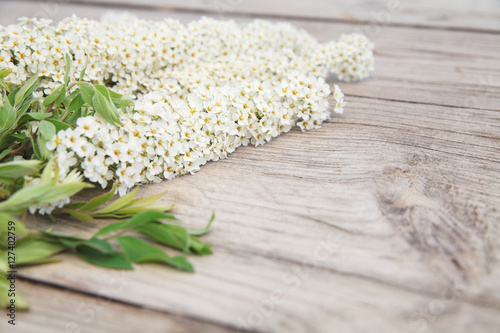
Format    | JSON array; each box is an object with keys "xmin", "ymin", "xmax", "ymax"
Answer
[{"xmin": 0, "ymin": 1, "xmax": 499, "ymax": 333}]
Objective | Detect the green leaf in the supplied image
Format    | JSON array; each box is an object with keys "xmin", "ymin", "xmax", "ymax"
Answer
[
  {"xmin": 135, "ymin": 222, "xmax": 190, "ymax": 252},
  {"xmin": 126, "ymin": 191, "xmax": 167, "ymax": 209},
  {"xmin": 0, "ymin": 97, "xmax": 16, "ymax": 130},
  {"xmin": 76, "ymin": 183, "xmax": 117, "ymax": 212},
  {"xmin": 40, "ymin": 158, "xmax": 53, "ymax": 183},
  {"xmin": 61, "ymin": 237, "xmax": 114, "ymax": 254},
  {"xmin": 0, "ymin": 213, "xmax": 27, "ymax": 235},
  {"xmin": 0, "ymin": 160, "xmax": 41, "ymax": 179},
  {"xmin": 118, "ymin": 236, "xmax": 193, "ymax": 272},
  {"xmin": 67, "ymin": 93, "xmax": 85, "ymax": 113},
  {"xmin": 94, "ymin": 210, "xmax": 175, "ymax": 237},
  {"xmin": 0, "ymin": 148, "xmax": 11, "ymax": 161},
  {"xmin": 42, "ymin": 85, "xmax": 64, "ymax": 107},
  {"xmin": 37, "ymin": 230, "xmax": 85, "ymax": 241},
  {"xmin": 65, "ymin": 209, "xmax": 93, "ymax": 222},
  {"xmin": 79, "ymin": 56, "xmax": 89, "ymax": 81},
  {"xmin": 7, "ymin": 87, "xmax": 19, "ymax": 106},
  {"xmin": 13, "ymin": 238, "xmax": 67, "ymax": 266},
  {"xmin": 76, "ymin": 244, "xmax": 132, "ymax": 270},
  {"xmin": 46, "ymin": 119, "xmax": 71, "ymax": 132},
  {"xmin": 0, "ymin": 183, "xmax": 50, "ymax": 211},
  {"xmin": 38, "ymin": 120, "xmax": 56, "ymax": 140},
  {"xmin": 54, "ymin": 86, "xmax": 67, "ymax": 105},
  {"xmin": 92, "ymin": 89, "xmax": 121, "ymax": 125},
  {"xmin": 93, "ymin": 84, "xmax": 112, "ymax": 99},
  {"xmin": 42, "ymin": 182, "xmax": 92, "ymax": 203},
  {"xmin": 103, "ymin": 205, "xmax": 174, "ymax": 217},
  {"xmin": 78, "ymin": 83, "xmax": 95, "ymax": 107},
  {"xmin": 16, "ymin": 97, "xmax": 35, "ymax": 119},
  {"xmin": 14, "ymin": 73, "xmax": 39, "ymax": 107},
  {"xmin": 0, "ymin": 68, "xmax": 11, "ymax": 80},
  {"xmin": 37, "ymin": 136, "xmax": 51, "ymax": 160},
  {"xmin": 96, "ymin": 187, "xmax": 139, "ymax": 214},
  {"xmin": 188, "ymin": 212, "xmax": 215, "ymax": 236},
  {"xmin": 61, "ymin": 202, "xmax": 87, "ymax": 210},
  {"xmin": 19, "ymin": 112, "xmax": 53, "ymax": 122},
  {"xmin": 117, "ymin": 97, "xmax": 135, "ymax": 109},
  {"xmin": 189, "ymin": 236, "xmax": 213, "ymax": 255}
]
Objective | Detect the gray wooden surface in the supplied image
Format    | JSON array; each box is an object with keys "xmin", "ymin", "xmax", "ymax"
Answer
[{"xmin": 1, "ymin": 1, "xmax": 499, "ymax": 332}]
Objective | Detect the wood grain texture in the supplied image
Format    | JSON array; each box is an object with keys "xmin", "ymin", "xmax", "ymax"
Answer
[
  {"xmin": 1, "ymin": 1, "xmax": 499, "ymax": 333},
  {"xmin": 0, "ymin": 280, "xmax": 236, "ymax": 333},
  {"xmin": 16, "ymin": 0, "xmax": 500, "ymax": 32}
]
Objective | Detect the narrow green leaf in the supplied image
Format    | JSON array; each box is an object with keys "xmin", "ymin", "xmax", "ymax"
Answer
[
  {"xmin": 38, "ymin": 120, "xmax": 56, "ymax": 140},
  {"xmin": 40, "ymin": 158, "xmax": 53, "ymax": 183},
  {"xmin": 37, "ymin": 230, "xmax": 85, "ymax": 241},
  {"xmin": 0, "ymin": 183, "xmax": 50, "ymax": 210},
  {"xmin": 19, "ymin": 112, "xmax": 53, "ymax": 122},
  {"xmin": 16, "ymin": 96, "xmax": 35, "ymax": 117},
  {"xmin": 105, "ymin": 205, "xmax": 174, "ymax": 217},
  {"xmin": 42, "ymin": 85, "xmax": 64, "ymax": 107},
  {"xmin": 0, "ymin": 97, "xmax": 16, "ymax": 130},
  {"xmin": 7, "ymin": 87, "xmax": 19, "ymax": 106},
  {"xmin": 15, "ymin": 73, "xmax": 39, "ymax": 107},
  {"xmin": 68, "ymin": 93, "xmax": 85, "ymax": 113},
  {"xmin": 94, "ymin": 210, "xmax": 175, "ymax": 237},
  {"xmin": 93, "ymin": 84, "xmax": 111, "ymax": 99},
  {"xmin": 0, "ymin": 160, "xmax": 41, "ymax": 179},
  {"xmin": 37, "ymin": 136, "xmax": 51, "ymax": 160},
  {"xmin": 126, "ymin": 191, "xmax": 167, "ymax": 209},
  {"xmin": 46, "ymin": 119, "xmax": 71, "ymax": 132},
  {"xmin": 135, "ymin": 222, "xmax": 190, "ymax": 252},
  {"xmin": 42, "ymin": 182, "xmax": 92, "ymax": 203},
  {"xmin": 77, "ymin": 183, "xmax": 117, "ymax": 212},
  {"xmin": 61, "ymin": 202, "xmax": 86, "ymax": 210},
  {"xmin": 0, "ymin": 148, "xmax": 11, "ymax": 161},
  {"xmin": 0, "ymin": 213, "xmax": 27, "ymax": 235},
  {"xmin": 0, "ymin": 68, "xmax": 11, "ymax": 79},
  {"xmin": 79, "ymin": 56, "xmax": 89, "ymax": 81},
  {"xmin": 54, "ymin": 86, "xmax": 67, "ymax": 105},
  {"xmin": 188, "ymin": 212, "xmax": 215, "ymax": 236},
  {"xmin": 189, "ymin": 236, "xmax": 213, "ymax": 255},
  {"xmin": 78, "ymin": 83, "xmax": 95, "ymax": 107},
  {"xmin": 65, "ymin": 209, "xmax": 94, "ymax": 222},
  {"xmin": 13, "ymin": 238, "xmax": 67, "ymax": 265},
  {"xmin": 117, "ymin": 97, "xmax": 134, "ymax": 109},
  {"xmin": 92, "ymin": 89, "xmax": 121, "ymax": 125},
  {"xmin": 96, "ymin": 187, "xmax": 139, "ymax": 214},
  {"xmin": 118, "ymin": 236, "xmax": 193, "ymax": 272},
  {"xmin": 61, "ymin": 237, "xmax": 114, "ymax": 254},
  {"xmin": 76, "ymin": 245, "xmax": 132, "ymax": 270}
]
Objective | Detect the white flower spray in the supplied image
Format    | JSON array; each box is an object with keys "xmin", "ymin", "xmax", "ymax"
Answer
[{"xmin": 0, "ymin": 15, "xmax": 374, "ymax": 210}]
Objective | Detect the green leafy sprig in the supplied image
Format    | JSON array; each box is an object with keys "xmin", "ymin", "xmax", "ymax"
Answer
[{"xmin": 0, "ymin": 58, "xmax": 215, "ymax": 310}]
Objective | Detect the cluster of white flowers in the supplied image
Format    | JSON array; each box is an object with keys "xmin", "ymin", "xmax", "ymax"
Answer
[
  {"xmin": 1, "ymin": 15, "xmax": 374, "ymax": 208},
  {"xmin": 0, "ymin": 16, "xmax": 374, "ymax": 93}
]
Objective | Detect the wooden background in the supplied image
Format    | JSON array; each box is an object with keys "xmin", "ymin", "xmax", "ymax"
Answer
[{"xmin": 1, "ymin": 0, "xmax": 499, "ymax": 332}]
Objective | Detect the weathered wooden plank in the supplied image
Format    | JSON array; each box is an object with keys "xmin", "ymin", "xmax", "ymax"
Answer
[
  {"xmin": 19, "ymin": 0, "xmax": 500, "ymax": 32},
  {"xmin": 16, "ymin": 95, "xmax": 500, "ymax": 332},
  {"xmin": 0, "ymin": 1, "xmax": 499, "ymax": 333},
  {"xmin": 0, "ymin": 280, "xmax": 235, "ymax": 333},
  {"xmin": 1, "ymin": 2, "xmax": 499, "ymax": 110}
]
